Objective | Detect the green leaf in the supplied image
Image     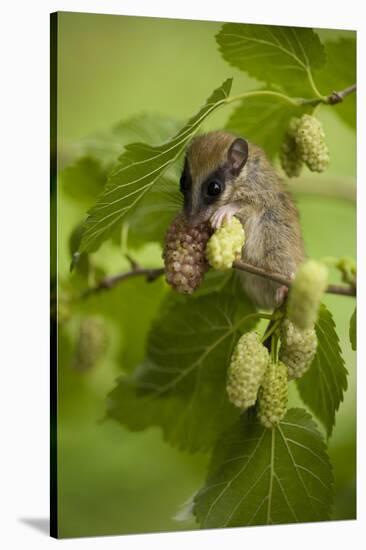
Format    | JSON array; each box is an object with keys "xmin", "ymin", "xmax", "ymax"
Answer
[
  {"xmin": 70, "ymin": 113, "xmax": 183, "ymax": 171},
  {"xmin": 226, "ymin": 93, "xmax": 310, "ymax": 159},
  {"xmin": 61, "ymin": 157, "xmax": 106, "ymax": 205},
  {"xmin": 296, "ymin": 304, "xmax": 348, "ymax": 437},
  {"xmin": 79, "ymin": 79, "xmax": 233, "ymax": 253},
  {"xmin": 126, "ymin": 176, "xmax": 182, "ymax": 248},
  {"xmin": 191, "ymin": 270, "xmax": 233, "ymax": 298},
  {"xmin": 216, "ymin": 24, "xmax": 325, "ymax": 95},
  {"xmin": 349, "ymin": 307, "xmax": 356, "ymax": 351},
  {"xmin": 107, "ymin": 281, "xmax": 257, "ymax": 451},
  {"xmin": 73, "ymin": 276, "xmax": 168, "ymax": 373},
  {"xmin": 333, "ymin": 98, "xmax": 356, "ymax": 131},
  {"xmin": 194, "ymin": 408, "xmax": 333, "ymax": 528},
  {"xmin": 68, "ymin": 223, "xmax": 90, "ymax": 279},
  {"xmin": 64, "ymin": 115, "xmax": 184, "ymax": 249},
  {"xmin": 314, "ymin": 37, "xmax": 356, "ymax": 129}
]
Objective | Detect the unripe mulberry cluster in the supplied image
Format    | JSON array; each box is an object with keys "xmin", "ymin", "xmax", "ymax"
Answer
[
  {"xmin": 296, "ymin": 114, "xmax": 330, "ymax": 172},
  {"xmin": 206, "ymin": 217, "xmax": 245, "ymax": 271},
  {"xmin": 280, "ymin": 114, "xmax": 329, "ymax": 177},
  {"xmin": 72, "ymin": 317, "xmax": 108, "ymax": 371},
  {"xmin": 279, "ymin": 319, "xmax": 317, "ymax": 380},
  {"xmin": 280, "ymin": 117, "xmax": 303, "ymax": 178},
  {"xmin": 336, "ymin": 256, "xmax": 357, "ymax": 287},
  {"xmin": 258, "ymin": 361, "xmax": 288, "ymax": 428},
  {"xmin": 163, "ymin": 214, "xmax": 212, "ymax": 294},
  {"xmin": 287, "ymin": 259, "xmax": 328, "ymax": 330},
  {"xmin": 226, "ymin": 332, "xmax": 269, "ymax": 409}
]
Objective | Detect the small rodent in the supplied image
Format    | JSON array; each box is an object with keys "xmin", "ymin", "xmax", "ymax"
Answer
[{"xmin": 179, "ymin": 130, "xmax": 305, "ymax": 309}]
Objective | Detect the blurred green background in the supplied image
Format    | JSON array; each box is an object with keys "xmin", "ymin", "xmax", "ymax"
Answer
[{"xmin": 55, "ymin": 12, "xmax": 356, "ymax": 538}]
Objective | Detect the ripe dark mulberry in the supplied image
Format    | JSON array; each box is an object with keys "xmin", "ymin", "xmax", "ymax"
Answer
[{"xmin": 163, "ymin": 214, "xmax": 212, "ymax": 294}]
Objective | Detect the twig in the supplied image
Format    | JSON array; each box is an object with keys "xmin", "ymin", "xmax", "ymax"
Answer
[
  {"xmin": 125, "ymin": 253, "xmax": 140, "ymax": 270},
  {"xmin": 233, "ymin": 259, "xmax": 356, "ymax": 297},
  {"xmin": 80, "ymin": 256, "xmax": 164, "ymax": 299},
  {"xmin": 81, "ymin": 258, "xmax": 356, "ymax": 299},
  {"xmin": 233, "ymin": 260, "xmax": 290, "ymax": 287},
  {"xmin": 301, "ymin": 83, "xmax": 356, "ymax": 107},
  {"xmin": 326, "ymin": 83, "xmax": 357, "ymax": 105}
]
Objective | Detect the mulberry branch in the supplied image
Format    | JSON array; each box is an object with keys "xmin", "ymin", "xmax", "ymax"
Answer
[{"xmin": 81, "ymin": 257, "xmax": 356, "ymax": 299}]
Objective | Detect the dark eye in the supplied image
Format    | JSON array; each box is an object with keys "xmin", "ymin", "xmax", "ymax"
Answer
[{"xmin": 207, "ymin": 179, "xmax": 222, "ymax": 197}]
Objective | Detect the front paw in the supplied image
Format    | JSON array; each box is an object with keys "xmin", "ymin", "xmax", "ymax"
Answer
[
  {"xmin": 210, "ymin": 209, "xmax": 227, "ymax": 230},
  {"xmin": 210, "ymin": 205, "xmax": 239, "ymax": 230}
]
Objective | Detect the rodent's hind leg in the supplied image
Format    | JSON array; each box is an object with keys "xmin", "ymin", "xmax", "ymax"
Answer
[
  {"xmin": 275, "ymin": 270, "xmax": 297, "ymax": 306},
  {"xmin": 275, "ymin": 285, "xmax": 289, "ymax": 307},
  {"xmin": 210, "ymin": 204, "xmax": 241, "ymax": 229}
]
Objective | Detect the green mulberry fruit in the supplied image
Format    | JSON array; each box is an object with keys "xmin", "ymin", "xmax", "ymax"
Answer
[
  {"xmin": 226, "ymin": 332, "xmax": 269, "ymax": 409},
  {"xmin": 336, "ymin": 256, "xmax": 357, "ymax": 286},
  {"xmin": 287, "ymin": 259, "xmax": 328, "ymax": 330},
  {"xmin": 258, "ymin": 361, "xmax": 288, "ymax": 428},
  {"xmin": 206, "ymin": 216, "xmax": 245, "ymax": 271},
  {"xmin": 280, "ymin": 117, "xmax": 303, "ymax": 178},
  {"xmin": 163, "ymin": 214, "xmax": 212, "ymax": 294},
  {"xmin": 295, "ymin": 114, "xmax": 329, "ymax": 173},
  {"xmin": 72, "ymin": 317, "xmax": 108, "ymax": 371},
  {"xmin": 280, "ymin": 319, "xmax": 317, "ymax": 380}
]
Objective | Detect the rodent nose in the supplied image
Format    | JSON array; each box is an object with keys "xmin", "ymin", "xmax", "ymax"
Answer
[
  {"xmin": 183, "ymin": 204, "xmax": 196, "ymax": 226},
  {"xmin": 185, "ymin": 210, "xmax": 210, "ymax": 227},
  {"xmin": 184, "ymin": 212, "xmax": 197, "ymax": 227}
]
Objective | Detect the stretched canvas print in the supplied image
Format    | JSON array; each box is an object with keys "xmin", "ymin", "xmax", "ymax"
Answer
[{"xmin": 50, "ymin": 11, "xmax": 357, "ymax": 538}]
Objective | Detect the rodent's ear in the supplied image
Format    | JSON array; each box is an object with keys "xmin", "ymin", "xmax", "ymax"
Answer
[{"xmin": 227, "ymin": 138, "xmax": 248, "ymax": 176}]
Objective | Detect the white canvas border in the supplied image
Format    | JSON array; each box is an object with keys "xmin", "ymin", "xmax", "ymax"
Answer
[{"xmin": 0, "ymin": 1, "xmax": 363, "ymax": 548}]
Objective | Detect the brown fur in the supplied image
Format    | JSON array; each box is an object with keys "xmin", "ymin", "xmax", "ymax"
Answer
[{"xmin": 184, "ymin": 131, "xmax": 305, "ymax": 309}]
